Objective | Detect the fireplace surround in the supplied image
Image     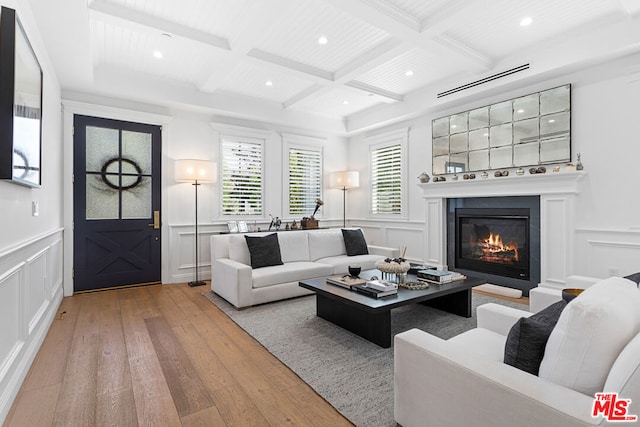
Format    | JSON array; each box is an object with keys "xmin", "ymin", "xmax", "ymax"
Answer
[{"xmin": 419, "ymin": 171, "xmax": 585, "ymax": 295}]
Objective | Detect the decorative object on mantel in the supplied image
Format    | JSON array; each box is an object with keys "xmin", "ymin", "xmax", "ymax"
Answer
[
  {"xmin": 291, "ymin": 220, "xmax": 298, "ymax": 230},
  {"xmin": 516, "ymin": 168, "xmax": 525, "ymax": 175},
  {"xmin": 452, "ymin": 174, "xmax": 458, "ymax": 181},
  {"xmin": 576, "ymin": 153, "xmax": 584, "ymax": 170},
  {"xmin": 529, "ymin": 166, "xmax": 547, "ymax": 174},
  {"xmin": 481, "ymin": 171, "xmax": 488, "ymax": 178},
  {"xmin": 433, "ymin": 176, "xmax": 446, "ymax": 182},
  {"xmin": 376, "ymin": 247, "xmax": 410, "ymax": 284},
  {"xmin": 417, "ymin": 172, "xmax": 430, "ymax": 183},
  {"xmin": 553, "ymin": 166, "xmax": 561, "ymax": 172}
]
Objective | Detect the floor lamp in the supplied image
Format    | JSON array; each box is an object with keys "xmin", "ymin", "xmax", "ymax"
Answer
[
  {"xmin": 175, "ymin": 159, "xmax": 216, "ymax": 287},
  {"xmin": 330, "ymin": 171, "xmax": 360, "ymax": 228}
]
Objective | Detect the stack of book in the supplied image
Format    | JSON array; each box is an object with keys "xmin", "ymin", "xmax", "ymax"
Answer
[
  {"xmin": 417, "ymin": 269, "xmax": 467, "ymax": 284},
  {"xmin": 352, "ymin": 280, "xmax": 398, "ymax": 298},
  {"xmin": 326, "ymin": 275, "xmax": 367, "ymax": 289}
]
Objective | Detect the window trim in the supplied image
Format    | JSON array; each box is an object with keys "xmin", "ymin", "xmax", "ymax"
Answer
[{"xmin": 368, "ymin": 128, "xmax": 408, "ymax": 219}]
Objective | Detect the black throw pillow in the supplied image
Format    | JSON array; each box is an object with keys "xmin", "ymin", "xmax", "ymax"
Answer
[
  {"xmin": 624, "ymin": 272, "xmax": 640, "ymax": 286},
  {"xmin": 244, "ymin": 233, "xmax": 283, "ymax": 269},
  {"xmin": 504, "ymin": 300, "xmax": 567, "ymax": 375},
  {"xmin": 342, "ymin": 229, "xmax": 369, "ymax": 256}
]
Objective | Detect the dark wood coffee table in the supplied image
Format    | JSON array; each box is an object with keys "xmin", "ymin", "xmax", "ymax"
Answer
[{"xmin": 299, "ymin": 270, "xmax": 485, "ymax": 348}]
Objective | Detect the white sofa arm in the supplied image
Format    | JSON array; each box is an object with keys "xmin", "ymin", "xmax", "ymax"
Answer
[
  {"xmin": 211, "ymin": 258, "xmax": 253, "ymax": 308},
  {"xmin": 394, "ymin": 329, "xmax": 598, "ymax": 427},
  {"xmin": 367, "ymin": 245, "xmax": 400, "ymax": 258},
  {"xmin": 476, "ymin": 303, "xmax": 532, "ymax": 336}
]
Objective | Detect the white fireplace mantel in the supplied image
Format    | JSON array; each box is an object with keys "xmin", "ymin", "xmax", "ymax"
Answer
[
  {"xmin": 419, "ymin": 171, "xmax": 586, "ymax": 291},
  {"xmin": 418, "ymin": 171, "xmax": 585, "ymax": 199}
]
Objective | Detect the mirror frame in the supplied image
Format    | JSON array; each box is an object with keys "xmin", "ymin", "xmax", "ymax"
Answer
[
  {"xmin": 432, "ymin": 85, "xmax": 571, "ymax": 175},
  {"xmin": 0, "ymin": 6, "xmax": 43, "ymax": 187}
]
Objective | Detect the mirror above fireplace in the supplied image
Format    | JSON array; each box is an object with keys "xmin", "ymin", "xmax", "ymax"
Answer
[{"xmin": 432, "ymin": 85, "xmax": 571, "ymax": 175}]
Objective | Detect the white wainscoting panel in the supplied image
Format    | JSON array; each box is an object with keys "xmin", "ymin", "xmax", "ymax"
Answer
[
  {"xmin": 168, "ymin": 224, "xmax": 218, "ymax": 283},
  {"xmin": 353, "ymin": 221, "xmax": 426, "ymax": 263},
  {"xmin": 575, "ymin": 228, "xmax": 640, "ymax": 278},
  {"xmin": 540, "ymin": 195, "xmax": 574, "ymax": 288},
  {"xmin": 25, "ymin": 249, "xmax": 49, "ymax": 336},
  {"xmin": 0, "ymin": 265, "xmax": 23, "ymax": 384},
  {"xmin": 0, "ymin": 229, "xmax": 64, "ymax": 424}
]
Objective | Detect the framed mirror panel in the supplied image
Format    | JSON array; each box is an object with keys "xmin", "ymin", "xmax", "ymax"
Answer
[{"xmin": 432, "ymin": 85, "xmax": 571, "ymax": 175}]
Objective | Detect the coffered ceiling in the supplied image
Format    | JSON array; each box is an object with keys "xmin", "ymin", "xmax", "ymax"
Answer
[{"xmin": 28, "ymin": 0, "xmax": 640, "ymax": 134}]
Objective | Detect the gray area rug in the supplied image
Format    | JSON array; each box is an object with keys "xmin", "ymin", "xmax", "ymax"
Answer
[{"xmin": 203, "ymin": 291, "xmax": 525, "ymax": 427}]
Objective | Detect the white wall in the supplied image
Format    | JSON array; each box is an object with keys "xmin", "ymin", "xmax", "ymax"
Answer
[
  {"xmin": 348, "ymin": 52, "xmax": 640, "ymax": 278},
  {"xmin": 0, "ymin": 0, "xmax": 64, "ymax": 423}
]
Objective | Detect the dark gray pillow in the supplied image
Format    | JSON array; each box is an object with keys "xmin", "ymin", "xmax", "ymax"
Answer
[
  {"xmin": 504, "ymin": 300, "xmax": 567, "ymax": 375},
  {"xmin": 244, "ymin": 233, "xmax": 283, "ymax": 269},
  {"xmin": 342, "ymin": 229, "xmax": 369, "ymax": 256},
  {"xmin": 624, "ymin": 272, "xmax": 640, "ymax": 286}
]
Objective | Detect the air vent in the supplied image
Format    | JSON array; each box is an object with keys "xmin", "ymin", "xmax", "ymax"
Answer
[{"xmin": 437, "ymin": 64, "xmax": 530, "ymax": 98}]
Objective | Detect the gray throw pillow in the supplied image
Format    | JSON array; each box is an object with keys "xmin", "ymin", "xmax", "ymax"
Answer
[
  {"xmin": 624, "ymin": 272, "xmax": 640, "ymax": 285},
  {"xmin": 244, "ymin": 233, "xmax": 283, "ymax": 269},
  {"xmin": 504, "ymin": 300, "xmax": 567, "ymax": 375},
  {"xmin": 342, "ymin": 229, "xmax": 369, "ymax": 256}
]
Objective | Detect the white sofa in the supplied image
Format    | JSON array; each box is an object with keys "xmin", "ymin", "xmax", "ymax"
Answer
[
  {"xmin": 394, "ymin": 276, "xmax": 640, "ymax": 427},
  {"xmin": 210, "ymin": 228, "xmax": 398, "ymax": 308}
]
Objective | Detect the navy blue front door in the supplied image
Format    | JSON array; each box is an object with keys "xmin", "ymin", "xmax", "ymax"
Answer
[{"xmin": 73, "ymin": 115, "xmax": 161, "ymax": 292}]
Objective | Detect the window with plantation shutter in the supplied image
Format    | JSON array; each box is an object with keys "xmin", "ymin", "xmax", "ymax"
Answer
[
  {"xmin": 221, "ymin": 136, "xmax": 263, "ymax": 216},
  {"xmin": 288, "ymin": 147, "xmax": 322, "ymax": 216},
  {"xmin": 371, "ymin": 143, "xmax": 403, "ymax": 215}
]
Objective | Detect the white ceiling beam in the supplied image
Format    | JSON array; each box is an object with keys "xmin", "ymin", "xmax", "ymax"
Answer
[
  {"xmin": 282, "ymin": 84, "xmax": 327, "ymax": 109},
  {"xmin": 246, "ymin": 49, "xmax": 334, "ymax": 81},
  {"xmin": 198, "ymin": 0, "xmax": 291, "ymax": 93},
  {"xmin": 344, "ymin": 81, "xmax": 403, "ymax": 102},
  {"xmin": 333, "ymin": 38, "xmax": 406, "ymax": 83},
  {"xmin": 324, "ymin": 0, "xmax": 491, "ymax": 71},
  {"xmin": 89, "ymin": 0, "xmax": 230, "ymax": 50}
]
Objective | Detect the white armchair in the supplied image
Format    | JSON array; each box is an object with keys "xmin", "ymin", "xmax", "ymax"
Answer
[{"xmin": 394, "ymin": 277, "xmax": 640, "ymax": 427}]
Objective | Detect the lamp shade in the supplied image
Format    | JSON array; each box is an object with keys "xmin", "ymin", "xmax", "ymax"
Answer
[
  {"xmin": 330, "ymin": 171, "xmax": 359, "ymax": 189},
  {"xmin": 175, "ymin": 159, "xmax": 216, "ymax": 183}
]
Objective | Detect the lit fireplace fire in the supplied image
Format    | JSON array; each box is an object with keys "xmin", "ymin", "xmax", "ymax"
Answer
[{"xmin": 473, "ymin": 232, "xmax": 519, "ymax": 264}]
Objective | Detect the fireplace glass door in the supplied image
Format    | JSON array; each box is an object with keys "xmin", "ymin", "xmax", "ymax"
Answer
[{"xmin": 455, "ymin": 208, "xmax": 530, "ymax": 280}]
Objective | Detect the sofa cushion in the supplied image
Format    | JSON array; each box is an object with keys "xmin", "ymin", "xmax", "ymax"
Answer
[
  {"xmin": 277, "ymin": 232, "xmax": 310, "ymax": 263},
  {"xmin": 245, "ymin": 233, "xmax": 283, "ymax": 269},
  {"xmin": 251, "ymin": 261, "xmax": 334, "ymax": 289},
  {"xmin": 342, "ymin": 228, "xmax": 369, "ymax": 256},
  {"xmin": 228, "ymin": 234, "xmax": 251, "ymax": 265},
  {"xmin": 539, "ymin": 277, "xmax": 640, "ymax": 396},
  {"xmin": 448, "ymin": 328, "xmax": 507, "ymax": 362},
  {"xmin": 504, "ymin": 300, "xmax": 566, "ymax": 375},
  {"xmin": 308, "ymin": 230, "xmax": 346, "ymax": 261},
  {"xmin": 316, "ymin": 254, "xmax": 384, "ymax": 274}
]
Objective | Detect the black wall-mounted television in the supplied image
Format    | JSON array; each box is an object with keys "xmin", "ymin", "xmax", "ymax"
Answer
[{"xmin": 0, "ymin": 6, "xmax": 43, "ymax": 187}]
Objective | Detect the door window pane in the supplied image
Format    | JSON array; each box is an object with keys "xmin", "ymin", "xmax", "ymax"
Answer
[
  {"xmin": 122, "ymin": 177, "xmax": 152, "ymax": 219},
  {"xmin": 86, "ymin": 175, "xmax": 119, "ymax": 219},
  {"xmin": 86, "ymin": 126, "xmax": 118, "ymax": 172},
  {"xmin": 122, "ymin": 130, "xmax": 152, "ymax": 174}
]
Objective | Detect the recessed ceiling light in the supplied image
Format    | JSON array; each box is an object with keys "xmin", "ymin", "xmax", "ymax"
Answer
[
  {"xmin": 520, "ymin": 17, "xmax": 533, "ymax": 27},
  {"xmin": 318, "ymin": 36, "xmax": 328, "ymax": 45},
  {"xmin": 451, "ymin": 125, "xmax": 457, "ymax": 129},
  {"xmin": 548, "ymin": 119, "xmax": 556, "ymax": 123},
  {"xmin": 153, "ymin": 50, "xmax": 163, "ymax": 59},
  {"xmin": 405, "ymin": 70, "xmax": 414, "ymax": 77},
  {"xmin": 517, "ymin": 109, "xmax": 525, "ymax": 113},
  {"xmin": 265, "ymin": 80, "xmax": 273, "ymax": 87},
  {"xmin": 343, "ymin": 100, "xmax": 349, "ymax": 105}
]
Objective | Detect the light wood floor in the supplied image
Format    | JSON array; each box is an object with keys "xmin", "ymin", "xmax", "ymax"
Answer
[{"xmin": 5, "ymin": 283, "xmax": 353, "ymax": 426}]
